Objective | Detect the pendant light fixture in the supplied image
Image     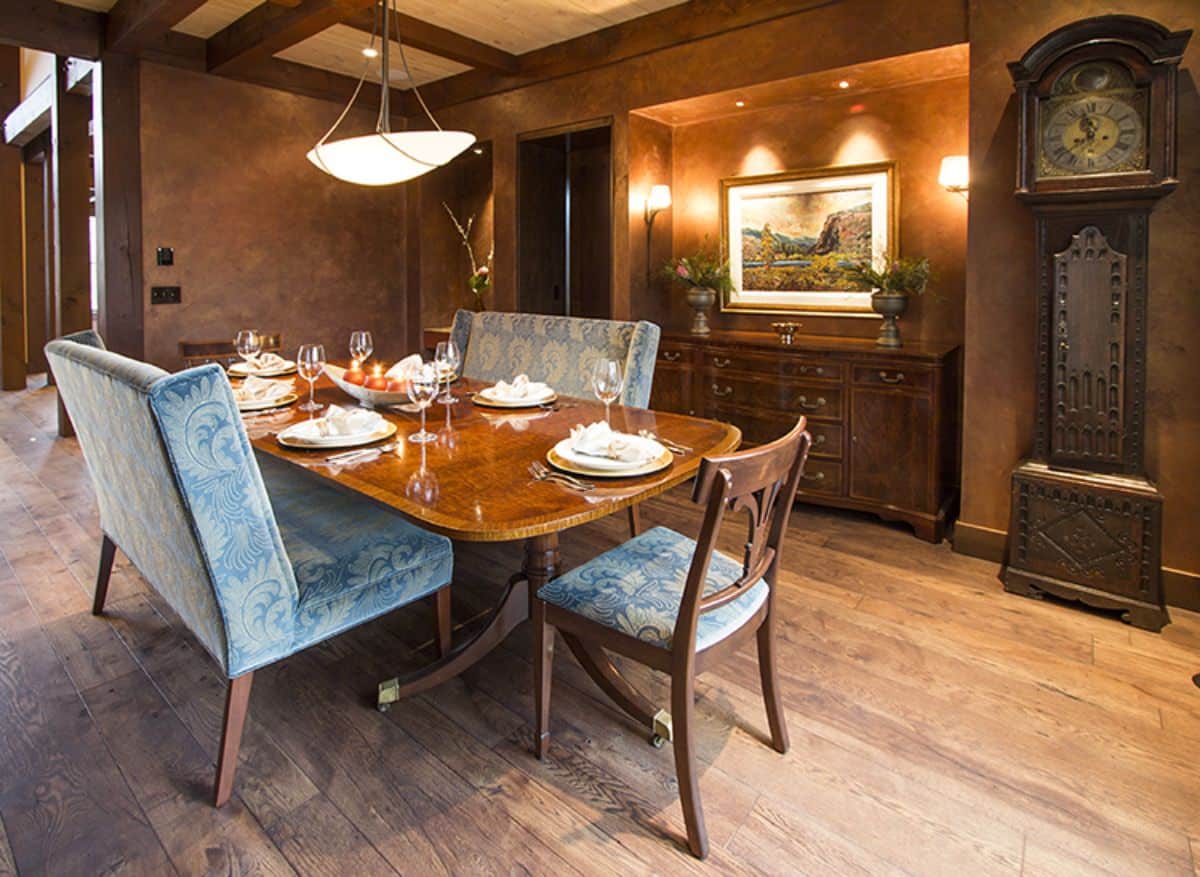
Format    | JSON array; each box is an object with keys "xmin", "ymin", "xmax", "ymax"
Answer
[{"xmin": 307, "ymin": 0, "xmax": 475, "ymax": 186}]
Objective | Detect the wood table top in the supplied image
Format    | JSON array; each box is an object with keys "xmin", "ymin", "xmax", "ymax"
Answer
[{"xmin": 247, "ymin": 376, "xmax": 742, "ymax": 542}]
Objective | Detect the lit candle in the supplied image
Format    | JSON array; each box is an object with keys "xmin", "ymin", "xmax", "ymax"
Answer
[
  {"xmin": 343, "ymin": 359, "xmax": 366, "ymax": 385},
  {"xmin": 364, "ymin": 364, "xmax": 388, "ymax": 390}
]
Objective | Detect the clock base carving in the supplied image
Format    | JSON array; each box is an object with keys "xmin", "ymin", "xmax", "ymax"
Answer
[{"xmin": 1002, "ymin": 462, "xmax": 1168, "ymax": 632}]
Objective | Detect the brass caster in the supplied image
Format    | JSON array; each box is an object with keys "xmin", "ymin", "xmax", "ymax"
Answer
[
  {"xmin": 651, "ymin": 734, "xmax": 666, "ymax": 749},
  {"xmin": 377, "ymin": 702, "xmax": 391, "ymax": 713},
  {"xmin": 651, "ymin": 708, "xmax": 672, "ymax": 747}
]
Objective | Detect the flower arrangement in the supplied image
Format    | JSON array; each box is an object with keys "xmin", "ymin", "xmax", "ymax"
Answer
[
  {"xmin": 845, "ymin": 257, "xmax": 932, "ymax": 296},
  {"xmin": 444, "ymin": 202, "xmax": 494, "ymax": 310},
  {"xmin": 663, "ymin": 246, "xmax": 733, "ymax": 294}
]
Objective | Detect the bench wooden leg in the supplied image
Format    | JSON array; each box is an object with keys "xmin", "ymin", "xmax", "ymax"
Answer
[
  {"xmin": 93, "ymin": 535, "xmax": 116, "ymax": 615},
  {"xmin": 627, "ymin": 504, "xmax": 641, "ymax": 538},
  {"xmin": 214, "ymin": 672, "xmax": 254, "ymax": 807},
  {"xmin": 434, "ymin": 586, "xmax": 452, "ymax": 658}
]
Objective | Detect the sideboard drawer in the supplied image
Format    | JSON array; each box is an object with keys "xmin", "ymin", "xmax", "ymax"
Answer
[
  {"xmin": 657, "ymin": 343, "xmax": 692, "ymax": 365},
  {"xmin": 704, "ymin": 374, "xmax": 843, "ymax": 420},
  {"xmin": 852, "ymin": 365, "xmax": 933, "ymax": 392},
  {"xmin": 703, "ymin": 348, "xmax": 843, "ymax": 383},
  {"xmin": 807, "ymin": 421, "xmax": 844, "ymax": 460},
  {"xmin": 706, "ymin": 403, "xmax": 842, "ymax": 459},
  {"xmin": 794, "ymin": 459, "xmax": 843, "ymax": 497}
]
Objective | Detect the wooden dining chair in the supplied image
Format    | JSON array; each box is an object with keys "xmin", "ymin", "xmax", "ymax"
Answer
[
  {"xmin": 532, "ymin": 418, "xmax": 811, "ymax": 858},
  {"xmin": 180, "ymin": 333, "xmax": 283, "ymax": 369}
]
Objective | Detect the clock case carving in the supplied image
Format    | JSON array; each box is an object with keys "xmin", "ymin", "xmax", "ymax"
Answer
[{"xmin": 1001, "ymin": 16, "xmax": 1191, "ymax": 632}]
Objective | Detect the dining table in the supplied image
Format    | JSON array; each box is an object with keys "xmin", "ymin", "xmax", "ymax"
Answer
[{"xmin": 244, "ymin": 371, "xmax": 742, "ymax": 729}]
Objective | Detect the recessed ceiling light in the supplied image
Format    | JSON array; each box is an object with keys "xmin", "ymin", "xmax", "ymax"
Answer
[
  {"xmin": 838, "ymin": 80, "xmax": 850, "ymax": 89},
  {"xmin": 734, "ymin": 100, "xmax": 746, "ymax": 108},
  {"xmin": 472, "ymin": 147, "xmax": 484, "ymax": 154},
  {"xmin": 362, "ymin": 46, "xmax": 379, "ymax": 59}
]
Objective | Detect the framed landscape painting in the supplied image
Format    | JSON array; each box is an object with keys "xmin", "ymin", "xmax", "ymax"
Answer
[{"xmin": 721, "ymin": 161, "xmax": 897, "ymax": 315}]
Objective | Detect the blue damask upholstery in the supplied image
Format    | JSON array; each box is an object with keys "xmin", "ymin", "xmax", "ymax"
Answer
[
  {"xmin": 537, "ymin": 526, "xmax": 768, "ymax": 651},
  {"xmin": 46, "ymin": 334, "xmax": 453, "ymax": 678},
  {"xmin": 449, "ymin": 310, "xmax": 660, "ymax": 407}
]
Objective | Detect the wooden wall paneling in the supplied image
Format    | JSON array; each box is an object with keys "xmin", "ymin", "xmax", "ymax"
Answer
[
  {"xmin": 50, "ymin": 57, "xmax": 91, "ymax": 435},
  {"xmin": 0, "ymin": 46, "xmax": 24, "ymax": 390},
  {"xmin": 92, "ymin": 53, "xmax": 144, "ymax": 360},
  {"xmin": 22, "ymin": 160, "xmax": 48, "ymax": 375}
]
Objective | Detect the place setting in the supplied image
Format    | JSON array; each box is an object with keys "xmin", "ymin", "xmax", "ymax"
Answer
[
  {"xmin": 232, "ymin": 374, "xmax": 297, "ymax": 412},
  {"xmin": 227, "ymin": 329, "xmax": 297, "ymax": 378},
  {"xmin": 545, "ymin": 419, "xmax": 674, "ymax": 482}
]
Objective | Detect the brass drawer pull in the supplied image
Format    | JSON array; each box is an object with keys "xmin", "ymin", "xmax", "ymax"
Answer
[
  {"xmin": 797, "ymin": 395, "xmax": 826, "ymax": 411},
  {"xmin": 812, "ymin": 434, "xmax": 826, "ymax": 446},
  {"xmin": 713, "ymin": 357, "xmax": 731, "ymax": 368},
  {"xmin": 801, "ymin": 472, "xmax": 825, "ymax": 482},
  {"xmin": 710, "ymin": 383, "xmax": 734, "ymax": 398},
  {"xmin": 799, "ymin": 365, "xmax": 824, "ymax": 376},
  {"xmin": 878, "ymin": 371, "xmax": 905, "ymax": 384},
  {"xmin": 662, "ymin": 351, "xmax": 681, "ymax": 362}
]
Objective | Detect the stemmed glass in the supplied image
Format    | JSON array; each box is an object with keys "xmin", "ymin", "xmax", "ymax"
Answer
[
  {"xmin": 407, "ymin": 362, "xmax": 439, "ymax": 443},
  {"xmin": 235, "ymin": 329, "xmax": 261, "ymax": 369},
  {"xmin": 591, "ymin": 359, "xmax": 624, "ymax": 424},
  {"xmin": 434, "ymin": 340, "xmax": 460, "ymax": 405},
  {"xmin": 297, "ymin": 344, "xmax": 326, "ymax": 412},
  {"xmin": 349, "ymin": 330, "xmax": 373, "ymax": 368}
]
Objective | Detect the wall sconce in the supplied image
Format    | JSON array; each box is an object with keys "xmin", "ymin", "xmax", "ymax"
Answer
[
  {"xmin": 938, "ymin": 155, "xmax": 969, "ymax": 198},
  {"xmin": 644, "ymin": 184, "xmax": 672, "ymax": 282}
]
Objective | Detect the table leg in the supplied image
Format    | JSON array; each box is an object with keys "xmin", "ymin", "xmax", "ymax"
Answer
[{"xmin": 376, "ymin": 533, "xmax": 559, "ymax": 710}]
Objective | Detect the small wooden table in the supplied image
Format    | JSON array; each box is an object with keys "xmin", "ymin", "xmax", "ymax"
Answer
[{"xmin": 248, "ymin": 376, "xmax": 741, "ymax": 716}]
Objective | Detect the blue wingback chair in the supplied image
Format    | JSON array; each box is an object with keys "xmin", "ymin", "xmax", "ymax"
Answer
[
  {"xmin": 45, "ymin": 331, "xmax": 454, "ymax": 806},
  {"xmin": 449, "ymin": 310, "xmax": 661, "ymax": 408}
]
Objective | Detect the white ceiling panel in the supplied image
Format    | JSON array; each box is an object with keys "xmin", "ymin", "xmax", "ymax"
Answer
[{"xmin": 173, "ymin": 0, "xmax": 263, "ymax": 38}]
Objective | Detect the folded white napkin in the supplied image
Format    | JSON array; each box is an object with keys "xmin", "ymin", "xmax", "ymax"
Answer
[
  {"xmin": 569, "ymin": 421, "xmax": 659, "ymax": 463},
  {"xmin": 233, "ymin": 375, "xmax": 295, "ymax": 403},
  {"xmin": 242, "ymin": 352, "xmax": 289, "ymax": 373},
  {"xmin": 385, "ymin": 354, "xmax": 423, "ymax": 382},
  {"xmin": 488, "ymin": 373, "xmax": 551, "ymax": 401},
  {"xmin": 284, "ymin": 405, "xmax": 384, "ymax": 441}
]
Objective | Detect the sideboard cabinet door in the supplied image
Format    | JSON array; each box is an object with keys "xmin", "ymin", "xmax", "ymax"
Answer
[{"xmin": 849, "ymin": 387, "xmax": 933, "ymax": 516}]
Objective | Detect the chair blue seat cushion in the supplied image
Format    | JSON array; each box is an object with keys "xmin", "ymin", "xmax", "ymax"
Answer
[
  {"xmin": 257, "ymin": 456, "xmax": 454, "ymax": 655},
  {"xmin": 537, "ymin": 526, "xmax": 767, "ymax": 651}
]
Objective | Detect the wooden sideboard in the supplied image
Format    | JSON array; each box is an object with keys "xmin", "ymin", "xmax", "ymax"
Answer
[
  {"xmin": 652, "ymin": 331, "xmax": 961, "ymax": 542},
  {"xmin": 423, "ymin": 325, "xmax": 961, "ymax": 542}
]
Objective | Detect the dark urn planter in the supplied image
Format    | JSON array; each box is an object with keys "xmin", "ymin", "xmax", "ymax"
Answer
[{"xmin": 871, "ymin": 290, "xmax": 909, "ymax": 348}]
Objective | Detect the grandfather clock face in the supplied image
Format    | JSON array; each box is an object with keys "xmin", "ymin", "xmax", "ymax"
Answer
[{"xmin": 1037, "ymin": 62, "xmax": 1148, "ymax": 178}]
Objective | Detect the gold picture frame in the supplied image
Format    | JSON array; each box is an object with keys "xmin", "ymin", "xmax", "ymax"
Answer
[{"xmin": 720, "ymin": 161, "xmax": 898, "ymax": 315}]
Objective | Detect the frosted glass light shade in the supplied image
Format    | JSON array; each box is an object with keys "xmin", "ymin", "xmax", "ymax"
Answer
[
  {"xmin": 307, "ymin": 130, "xmax": 477, "ymax": 186},
  {"xmin": 938, "ymin": 155, "xmax": 969, "ymax": 192},
  {"xmin": 647, "ymin": 184, "xmax": 672, "ymax": 211}
]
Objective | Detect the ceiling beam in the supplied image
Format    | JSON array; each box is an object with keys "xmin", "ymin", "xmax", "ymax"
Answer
[
  {"xmin": 340, "ymin": 7, "xmax": 518, "ymax": 73},
  {"xmin": 0, "ymin": 0, "xmax": 103, "ymax": 60},
  {"xmin": 207, "ymin": 0, "xmax": 373, "ymax": 74},
  {"xmin": 106, "ymin": 0, "xmax": 209, "ymax": 54},
  {"xmin": 412, "ymin": 0, "xmax": 839, "ymax": 111}
]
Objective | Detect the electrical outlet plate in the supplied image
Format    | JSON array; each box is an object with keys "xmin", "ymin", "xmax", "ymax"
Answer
[{"xmin": 150, "ymin": 286, "xmax": 181, "ymax": 305}]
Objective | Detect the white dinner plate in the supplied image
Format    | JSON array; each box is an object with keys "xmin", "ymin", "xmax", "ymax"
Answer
[
  {"xmin": 236, "ymin": 393, "xmax": 298, "ymax": 412},
  {"xmin": 473, "ymin": 387, "xmax": 557, "ymax": 408},
  {"xmin": 548, "ymin": 438, "xmax": 672, "ymax": 478},
  {"xmin": 277, "ymin": 420, "xmax": 397, "ymax": 450},
  {"xmin": 229, "ymin": 361, "xmax": 297, "ymax": 378}
]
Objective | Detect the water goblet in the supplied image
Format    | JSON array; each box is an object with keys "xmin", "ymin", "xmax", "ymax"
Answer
[
  {"xmin": 349, "ymin": 330, "xmax": 373, "ymax": 368},
  {"xmin": 591, "ymin": 358, "xmax": 624, "ymax": 424},
  {"xmin": 407, "ymin": 362, "xmax": 439, "ymax": 444},
  {"xmin": 297, "ymin": 344, "xmax": 326, "ymax": 412},
  {"xmin": 434, "ymin": 340, "xmax": 460, "ymax": 405},
  {"xmin": 235, "ymin": 329, "xmax": 261, "ymax": 369}
]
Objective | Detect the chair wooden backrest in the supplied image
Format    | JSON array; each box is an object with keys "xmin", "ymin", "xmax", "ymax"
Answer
[
  {"xmin": 180, "ymin": 333, "xmax": 283, "ymax": 369},
  {"xmin": 674, "ymin": 418, "xmax": 812, "ymax": 655}
]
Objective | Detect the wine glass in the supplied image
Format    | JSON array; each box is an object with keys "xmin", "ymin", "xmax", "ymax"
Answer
[
  {"xmin": 235, "ymin": 329, "xmax": 261, "ymax": 369},
  {"xmin": 405, "ymin": 443, "xmax": 440, "ymax": 506},
  {"xmin": 591, "ymin": 359, "xmax": 624, "ymax": 424},
  {"xmin": 434, "ymin": 340, "xmax": 460, "ymax": 404},
  {"xmin": 349, "ymin": 330, "xmax": 373, "ymax": 368},
  {"xmin": 407, "ymin": 362, "xmax": 439, "ymax": 444},
  {"xmin": 297, "ymin": 343, "xmax": 326, "ymax": 412}
]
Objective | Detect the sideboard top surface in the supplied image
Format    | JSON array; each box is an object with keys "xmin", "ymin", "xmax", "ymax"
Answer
[{"xmin": 661, "ymin": 330, "xmax": 960, "ymax": 361}]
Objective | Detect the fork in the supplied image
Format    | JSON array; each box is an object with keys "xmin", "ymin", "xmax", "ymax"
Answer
[
  {"xmin": 529, "ymin": 461, "xmax": 594, "ymax": 491},
  {"xmin": 325, "ymin": 442, "xmax": 397, "ymax": 464},
  {"xmin": 638, "ymin": 430, "xmax": 691, "ymax": 454}
]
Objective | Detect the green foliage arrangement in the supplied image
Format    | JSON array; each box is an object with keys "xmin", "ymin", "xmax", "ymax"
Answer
[
  {"xmin": 845, "ymin": 257, "xmax": 932, "ymax": 295},
  {"xmin": 664, "ymin": 246, "xmax": 733, "ymax": 294}
]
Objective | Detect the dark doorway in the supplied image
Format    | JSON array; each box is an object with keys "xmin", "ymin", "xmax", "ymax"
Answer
[{"xmin": 517, "ymin": 122, "xmax": 612, "ymax": 318}]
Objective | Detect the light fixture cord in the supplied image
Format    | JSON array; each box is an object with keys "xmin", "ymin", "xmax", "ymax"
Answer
[
  {"xmin": 314, "ymin": 0, "xmax": 379, "ymax": 147},
  {"xmin": 391, "ymin": 0, "xmax": 443, "ymax": 131}
]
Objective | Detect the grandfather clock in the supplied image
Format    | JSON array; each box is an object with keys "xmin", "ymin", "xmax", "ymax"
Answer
[{"xmin": 1002, "ymin": 16, "xmax": 1191, "ymax": 632}]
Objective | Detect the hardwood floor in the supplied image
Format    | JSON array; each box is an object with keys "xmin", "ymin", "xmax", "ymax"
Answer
[{"xmin": 0, "ymin": 379, "xmax": 1196, "ymax": 875}]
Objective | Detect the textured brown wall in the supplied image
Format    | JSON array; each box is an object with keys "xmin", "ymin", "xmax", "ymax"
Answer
[
  {"xmin": 413, "ymin": 0, "xmax": 969, "ymax": 318},
  {"xmin": 663, "ymin": 76, "xmax": 969, "ymax": 340},
  {"xmin": 960, "ymin": 1, "xmax": 1200, "ymax": 586},
  {"xmin": 139, "ymin": 63, "xmax": 408, "ymax": 370}
]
